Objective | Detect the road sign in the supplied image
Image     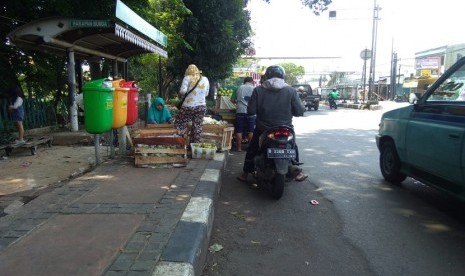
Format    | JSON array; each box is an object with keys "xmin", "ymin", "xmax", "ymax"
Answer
[{"xmin": 360, "ymin": 49, "xmax": 372, "ymax": 60}]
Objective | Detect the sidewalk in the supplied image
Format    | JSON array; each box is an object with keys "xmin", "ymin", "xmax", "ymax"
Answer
[{"xmin": 0, "ymin": 152, "xmax": 226, "ymax": 276}]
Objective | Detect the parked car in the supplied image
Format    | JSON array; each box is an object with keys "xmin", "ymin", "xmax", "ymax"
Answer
[
  {"xmin": 376, "ymin": 56, "xmax": 465, "ymax": 202},
  {"xmin": 291, "ymin": 84, "xmax": 321, "ymax": 110}
]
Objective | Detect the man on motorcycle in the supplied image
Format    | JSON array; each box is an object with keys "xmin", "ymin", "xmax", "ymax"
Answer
[
  {"xmin": 328, "ymin": 88, "xmax": 339, "ymax": 107},
  {"xmin": 297, "ymin": 86, "xmax": 306, "ymax": 96},
  {"xmin": 237, "ymin": 65, "xmax": 308, "ymax": 183}
]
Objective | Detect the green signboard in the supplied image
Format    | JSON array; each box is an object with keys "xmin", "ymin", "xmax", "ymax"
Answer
[
  {"xmin": 70, "ymin": 20, "xmax": 111, "ymax": 28},
  {"xmin": 116, "ymin": 0, "xmax": 167, "ymax": 47}
]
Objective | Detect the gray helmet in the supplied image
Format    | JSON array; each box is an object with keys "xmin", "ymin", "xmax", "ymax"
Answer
[{"xmin": 265, "ymin": 65, "xmax": 285, "ymax": 80}]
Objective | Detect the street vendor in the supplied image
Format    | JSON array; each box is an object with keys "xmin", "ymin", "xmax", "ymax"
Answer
[
  {"xmin": 148, "ymin": 96, "xmax": 173, "ymax": 124},
  {"xmin": 232, "ymin": 76, "xmax": 255, "ymax": 151}
]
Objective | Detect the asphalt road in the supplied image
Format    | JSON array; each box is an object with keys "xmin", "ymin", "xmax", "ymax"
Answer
[{"xmin": 203, "ymin": 102, "xmax": 465, "ymax": 276}]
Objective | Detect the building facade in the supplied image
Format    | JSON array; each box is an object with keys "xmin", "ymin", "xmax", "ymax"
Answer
[{"xmin": 415, "ymin": 43, "xmax": 465, "ymax": 77}]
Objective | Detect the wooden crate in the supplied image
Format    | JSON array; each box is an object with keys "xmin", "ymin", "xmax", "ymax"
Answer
[
  {"xmin": 132, "ymin": 124, "xmax": 178, "ymax": 138},
  {"xmin": 200, "ymin": 124, "xmax": 234, "ymax": 152},
  {"xmin": 133, "ymin": 133, "xmax": 187, "ymax": 167}
]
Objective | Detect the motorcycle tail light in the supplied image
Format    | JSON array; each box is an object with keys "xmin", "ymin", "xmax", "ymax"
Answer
[{"xmin": 267, "ymin": 129, "xmax": 294, "ymax": 141}]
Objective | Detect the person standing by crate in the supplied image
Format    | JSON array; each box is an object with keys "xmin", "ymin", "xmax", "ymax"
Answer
[
  {"xmin": 232, "ymin": 76, "xmax": 256, "ymax": 152},
  {"xmin": 8, "ymin": 86, "xmax": 25, "ymax": 144},
  {"xmin": 174, "ymin": 64, "xmax": 210, "ymax": 143}
]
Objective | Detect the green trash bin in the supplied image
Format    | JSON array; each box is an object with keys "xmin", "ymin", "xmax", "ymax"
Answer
[{"xmin": 83, "ymin": 78, "xmax": 114, "ymax": 134}]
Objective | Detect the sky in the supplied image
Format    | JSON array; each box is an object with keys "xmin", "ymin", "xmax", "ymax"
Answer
[{"xmin": 246, "ymin": 0, "xmax": 465, "ymax": 80}]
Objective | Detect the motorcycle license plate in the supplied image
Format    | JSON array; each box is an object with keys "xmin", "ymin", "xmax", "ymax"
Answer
[{"xmin": 267, "ymin": 148, "xmax": 296, "ymax": 159}]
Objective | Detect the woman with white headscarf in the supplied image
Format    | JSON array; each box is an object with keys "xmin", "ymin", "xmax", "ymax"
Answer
[{"xmin": 174, "ymin": 64, "xmax": 210, "ymax": 143}]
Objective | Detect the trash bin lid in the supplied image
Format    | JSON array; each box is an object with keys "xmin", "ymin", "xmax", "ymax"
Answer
[
  {"xmin": 83, "ymin": 78, "xmax": 114, "ymax": 92},
  {"xmin": 112, "ymin": 80, "xmax": 130, "ymax": 91},
  {"xmin": 121, "ymin": 80, "xmax": 139, "ymax": 90}
]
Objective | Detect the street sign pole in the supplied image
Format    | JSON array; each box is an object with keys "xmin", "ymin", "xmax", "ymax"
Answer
[
  {"xmin": 360, "ymin": 49, "xmax": 372, "ymax": 104},
  {"xmin": 368, "ymin": 0, "xmax": 380, "ymax": 102}
]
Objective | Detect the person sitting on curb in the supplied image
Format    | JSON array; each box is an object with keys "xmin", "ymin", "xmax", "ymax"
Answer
[{"xmin": 148, "ymin": 96, "xmax": 173, "ymax": 124}]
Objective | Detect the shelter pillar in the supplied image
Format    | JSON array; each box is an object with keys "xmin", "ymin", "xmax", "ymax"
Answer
[{"xmin": 67, "ymin": 48, "xmax": 79, "ymax": 131}]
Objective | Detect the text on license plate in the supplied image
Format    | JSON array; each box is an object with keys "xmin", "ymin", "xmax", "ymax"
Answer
[{"xmin": 267, "ymin": 148, "xmax": 296, "ymax": 158}]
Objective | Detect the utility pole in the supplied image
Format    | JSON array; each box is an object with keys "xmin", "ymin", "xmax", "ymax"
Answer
[
  {"xmin": 368, "ymin": 0, "xmax": 380, "ymax": 102},
  {"xmin": 390, "ymin": 51, "xmax": 398, "ymax": 101},
  {"xmin": 392, "ymin": 52, "xmax": 398, "ymax": 100},
  {"xmin": 397, "ymin": 61, "xmax": 402, "ymax": 101}
]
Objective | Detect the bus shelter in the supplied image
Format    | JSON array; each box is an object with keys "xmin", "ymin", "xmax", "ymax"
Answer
[{"xmin": 7, "ymin": 1, "xmax": 168, "ymax": 162}]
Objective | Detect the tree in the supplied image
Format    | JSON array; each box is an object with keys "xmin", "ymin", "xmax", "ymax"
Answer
[
  {"xmin": 1, "ymin": 0, "xmax": 253, "ymax": 104},
  {"xmin": 261, "ymin": 0, "xmax": 333, "ymax": 15},
  {"xmin": 0, "ymin": 0, "xmax": 151, "ymax": 100},
  {"xmin": 130, "ymin": 0, "xmax": 253, "ymax": 100},
  {"xmin": 137, "ymin": 0, "xmax": 191, "ymax": 98},
  {"xmin": 301, "ymin": 0, "xmax": 333, "ymax": 15},
  {"xmin": 172, "ymin": 0, "xmax": 252, "ymax": 97},
  {"xmin": 326, "ymin": 71, "xmax": 348, "ymax": 87},
  {"xmin": 279, "ymin": 63, "xmax": 305, "ymax": 85}
]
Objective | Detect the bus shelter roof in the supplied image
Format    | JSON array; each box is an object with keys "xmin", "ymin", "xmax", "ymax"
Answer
[{"xmin": 8, "ymin": 17, "xmax": 168, "ymax": 62}]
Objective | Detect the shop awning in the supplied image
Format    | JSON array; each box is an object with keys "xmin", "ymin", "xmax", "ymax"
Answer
[{"xmin": 403, "ymin": 81, "xmax": 419, "ymax": 88}]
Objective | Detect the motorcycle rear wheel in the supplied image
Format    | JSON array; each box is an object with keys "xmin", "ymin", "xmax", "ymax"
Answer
[{"xmin": 270, "ymin": 173, "xmax": 285, "ymax": 199}]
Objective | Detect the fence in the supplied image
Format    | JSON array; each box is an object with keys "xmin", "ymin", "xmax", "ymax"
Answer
[
  {"xmin": 0, "ymin": 93, "xmax": 152, "ymax": 144},
  {"xmin": 0, "ymin": 98, "xmax": 58, "ymax": 143}
]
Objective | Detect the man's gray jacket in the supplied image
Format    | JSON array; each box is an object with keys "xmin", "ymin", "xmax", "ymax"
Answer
[{"xmin": 247, "ymin": 78, "xmax": 305, "ymax": 131}]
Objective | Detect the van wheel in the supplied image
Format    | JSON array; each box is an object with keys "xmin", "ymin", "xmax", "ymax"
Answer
[{"xmin": 380, "ymin": 140, "xmax": 406, "ymax": 183}]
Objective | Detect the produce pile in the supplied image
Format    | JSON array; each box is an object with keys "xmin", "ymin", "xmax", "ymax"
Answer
[
  {"xmin": 218, "ymin": 87, "xmax": 234, "ymax": 97},
  {"xmin": 136, "ymin": 144, "xmax": 184, "ymax": 157},
  {"xmin": 202, "ymin": 117, "xmax": 229, "ymax": 125},
  {"xmin": 195, "ymin": 143, "xmax": 216, "ymax": 149},
  {"xmin": 191, "ymin": 142, "xmax": 217, "ymax": 159}
]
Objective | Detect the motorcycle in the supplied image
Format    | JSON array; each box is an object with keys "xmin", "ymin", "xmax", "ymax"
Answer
[
  {"xmin": 329, "ymin": 98, "xmax": 337, "ymax": 109},
  {"xmin": 253, "ymin": 125, "xmax": 297, "ymax": 199}
]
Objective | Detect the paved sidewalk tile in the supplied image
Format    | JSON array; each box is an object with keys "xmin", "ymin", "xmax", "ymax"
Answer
[{"xmin": 0, "ymin": 153, "xmax": 225, "ymax": 276}]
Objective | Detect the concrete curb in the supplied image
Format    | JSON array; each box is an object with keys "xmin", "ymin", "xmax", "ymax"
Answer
[
  {"xmin": 341, "ymin": 103, "xmax": 382, "ymax": 110},
  {"xmin": 153, "ymin": 153, "xmax": 226, "ymax": 276}
]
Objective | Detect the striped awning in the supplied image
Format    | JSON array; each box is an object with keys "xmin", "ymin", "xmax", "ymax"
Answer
[{"xmin": 115, "ymin": 24, "xmax": 167, "ymax": 58}]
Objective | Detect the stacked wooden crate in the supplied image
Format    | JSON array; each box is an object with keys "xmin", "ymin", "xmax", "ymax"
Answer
[
  {"xmin": 200, "ymin": 124, "xmax": 234, "ymax": 152},
  {"xmin": 132, "ymin": 124, "xmax": 187, "ymax": 167},
  {"xmin": 212, "ymin": 108, "xmax": 236, "ymax": 124}
]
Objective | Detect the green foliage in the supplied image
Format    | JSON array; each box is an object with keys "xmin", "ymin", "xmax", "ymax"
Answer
[
  {"xmin": 223, "ymin": 77, "xmax": 243, "ymax": 89},
  {"xmin": 128, "ymin": 54, "xmax": 160, "ymax": 95},
  {"xmin": 173, "ymin": 0, "xmax": 252, "ymax": 82},
  {"xmin": 261, "ymin": 0, "xmax": 333, "ymax": 15},
  {"xmin": 327, "ymin": 71, "xmax": 348, "ymax": 86},
  {"xmin": 206, "ymin": 99, "xmax": 216, "ymax": 109},
  {"xmin": 301, "ymin": 0, "xmax": 333, "ymax": 15},
  {"xmin": 278, "ymin": 63, "xmax": 305, "ymax": 85},
  {"xmin": 166, "ymin": 97, "xmax": 180, "ymax": 106},
  {"xmin": 1, "ymin": 0, "xmax": 253, "ymax": 109},
  {"xmin": 235, "ymin": 58, "xmax": 259, "ymax": 69},
  {"xmin": 0, "ymin": 0, "xmax": 150, "ymax": 100}
]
